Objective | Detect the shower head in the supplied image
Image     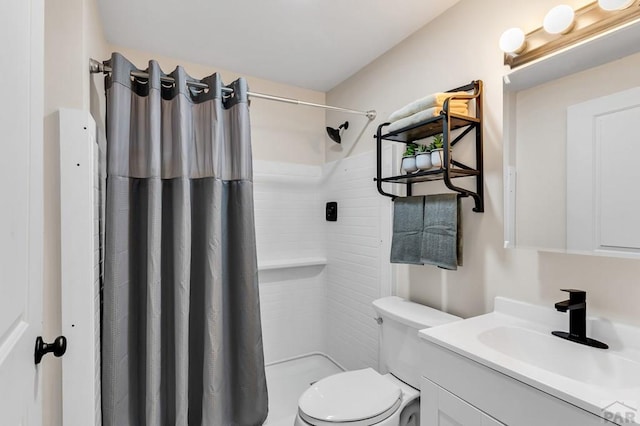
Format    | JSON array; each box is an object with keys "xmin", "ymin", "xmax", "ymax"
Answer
[{"xmin": 326, "ymin": 121, "xmax": 349, "ymax": 144}]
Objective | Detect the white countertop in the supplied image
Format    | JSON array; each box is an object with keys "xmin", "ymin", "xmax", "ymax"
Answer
[{"xmin": 419, "ymin": 297, "xmax": 640, "ymax": 424}]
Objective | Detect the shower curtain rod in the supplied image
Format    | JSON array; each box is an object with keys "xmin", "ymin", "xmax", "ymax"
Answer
[{"xmin": 89, "ymin": 58, "xmax": 377, "ymax": 119}]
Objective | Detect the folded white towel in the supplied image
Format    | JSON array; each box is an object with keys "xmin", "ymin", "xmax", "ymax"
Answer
[
  {"xmin": 389, "ymin": 91, "xmax": 469, "ymax": 123},
  {"xmin": 387, "ymin": 106, "xmax": 469, "ymax": 133}
]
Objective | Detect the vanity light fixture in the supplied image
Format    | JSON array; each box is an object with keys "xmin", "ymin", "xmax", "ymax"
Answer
[
  {"xmin": 598, "ymin": 0, "xmax": 635, "ymax": 10},
  {"xmin": 502, "ymin": 0, "xmax": 640, "ymax": 68},
  {"xmin": 499, "ymin": 27, "xmax": 527, "ymax": 55},
  {"xmin": 543, "ymin": 5, "xmax": 576, "ymax": 34}
]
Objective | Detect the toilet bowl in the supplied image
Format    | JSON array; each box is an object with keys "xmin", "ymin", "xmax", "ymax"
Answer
[
  {"xmin": 295, "ymin": 296, "xmax": 461, "ymax": 426},
  {"xmin": 294, "ymin": 368, "xmax": 419, "ymax": 426}
]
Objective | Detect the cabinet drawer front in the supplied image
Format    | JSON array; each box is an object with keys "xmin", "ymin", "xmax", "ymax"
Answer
[
  {"xmin": 421, "ymin": 377, "xmax": 504, "ymax": 426},
  {"xmin": 421, "ymin": 342, "xmax": 616, "ymax": 426}
]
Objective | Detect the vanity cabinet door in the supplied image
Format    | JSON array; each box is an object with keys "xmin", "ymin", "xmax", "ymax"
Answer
[{"xmin": 421, "ymin": 377, "xmax": 504, "ymax": 426}]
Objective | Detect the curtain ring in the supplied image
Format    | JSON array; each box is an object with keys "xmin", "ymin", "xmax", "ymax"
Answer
[
  {"xmin": 189, "ymin": 86, "xmax": 204, "ymax": 95},
  {"xmin": 132, "ymin": 77, "xmax": 149, "ymax": 85}
]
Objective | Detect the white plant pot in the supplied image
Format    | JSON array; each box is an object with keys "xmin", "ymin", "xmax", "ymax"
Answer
[
  {"xmin": 401, "ymin": 155, "xmax": 417, "ymax": 174},
  {"xmin": 431, "ymin": 149, "xmax": 444, "ymax": 168},
  {"xmin": 415, "ymin": 152, "xmax": 433, "ymax": 170}
]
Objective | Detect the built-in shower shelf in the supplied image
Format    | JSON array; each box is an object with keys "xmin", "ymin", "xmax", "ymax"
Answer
[{"xmin": 257, "ymin": 257, "xmax": 327, "ymax": 271}]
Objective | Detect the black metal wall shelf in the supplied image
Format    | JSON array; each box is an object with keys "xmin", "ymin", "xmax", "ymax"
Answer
[
  {"xmin": 374, "ymin": 80, "xmax": 484, "ymax": 212},
  {"xmin": 380, "ymin": 113, "xmax": 480, "ymax": 143},
  {"xmin": 380, "ymin": 168, "xmax": 479, "ymax": 184}
]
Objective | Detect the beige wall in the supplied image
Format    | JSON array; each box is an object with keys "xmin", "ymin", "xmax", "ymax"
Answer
[
  {"xmin": 44, "ymin": 2, "xmax": 325, "ymax": 425},
  {"xmin": 43, "ymin": 0, "xmax": 640, "ymax": 423},
  {"xmin": 327, "ymin": 0, "xmax": 640, "ymax": 324},
  {"xmin": 44, "ymin": 0, "xmax": 109, "ymax": 425}
]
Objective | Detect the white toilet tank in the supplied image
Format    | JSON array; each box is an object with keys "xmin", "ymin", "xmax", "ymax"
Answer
[{"xmin": 372, "ymin": 296, "xmax": 461, "ymax": 389}]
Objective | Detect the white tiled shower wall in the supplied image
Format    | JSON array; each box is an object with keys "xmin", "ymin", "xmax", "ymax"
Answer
[
  {"xmin": 253, "ymin": 161, "xmax": 328, "ymax": 364},
  {"xmin": 255, "ymin": 152, "xmax": 392, "ymax": 369},
  {"xmin": 323, "ymin": 152, "xmax": 392, "ymax": 371}
]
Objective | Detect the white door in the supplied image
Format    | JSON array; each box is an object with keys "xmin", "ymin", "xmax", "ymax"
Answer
[
  {"xmin": 567, "ymin": 86, "xmax": 640, "ymax": 257},
  {"xmin": 0, "ymin": 0, "xmax": 45, "ymax": 425}
]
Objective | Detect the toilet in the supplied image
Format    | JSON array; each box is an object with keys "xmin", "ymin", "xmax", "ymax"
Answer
[{"xmin": 295, "ymin": 296, "xmax": 461, "ymax": 426}]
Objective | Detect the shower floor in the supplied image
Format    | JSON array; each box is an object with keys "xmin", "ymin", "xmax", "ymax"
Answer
[{"xmin": 264, "ymin": 353, "xmax": 343, "ymax": 426}]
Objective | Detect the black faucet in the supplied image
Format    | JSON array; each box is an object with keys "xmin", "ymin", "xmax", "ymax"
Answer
[{"xmin": 552, "ymin": 289, "xmax": 608, "ymax": 349}]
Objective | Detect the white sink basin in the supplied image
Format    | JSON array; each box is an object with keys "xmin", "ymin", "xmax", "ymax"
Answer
[
  {"xmin": 419, "ymin": 297, "xmax": 640, "ymax": 423},
  {"xmin": 477, "ymin": 325, "xmax": 640, "ymax": 389}
]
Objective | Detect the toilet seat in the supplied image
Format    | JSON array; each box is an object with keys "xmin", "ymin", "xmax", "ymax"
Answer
[{"xmin": 298, "ymin": 368, "xmax": 402, "ymax": 426}]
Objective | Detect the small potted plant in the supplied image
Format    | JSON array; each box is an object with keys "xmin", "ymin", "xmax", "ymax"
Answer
[
  {"xmin": 429, "ymin": 134, "xmax": 445, "ymax": 168},
  {"xmin": 415, "ymin": 143, "xmax": 432, "ymax": 171},
  {"xmin": 401, "ymin": 143, "xmax": 418, "ymax": 174}
]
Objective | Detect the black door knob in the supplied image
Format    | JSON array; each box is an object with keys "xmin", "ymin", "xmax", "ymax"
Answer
[{"xmin": 34, "ymin": 336, "xmax": 67, "ymax": 365}]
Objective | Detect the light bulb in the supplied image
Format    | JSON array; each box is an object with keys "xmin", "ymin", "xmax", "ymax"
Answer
[
  {"xmin": 543, "ymin": 5, "xmax": 575, "ymax": 34},
  {"xmin": 499, "ymin": 27, "xmax": 526, "ymax": 55},
  {"xmin": 598, "ymin": 0, "xmax": 635, "ymax": 10}
]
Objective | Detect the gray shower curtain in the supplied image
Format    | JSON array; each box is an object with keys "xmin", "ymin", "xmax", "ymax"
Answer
[{"xmin": 102, "ymin": 52, "xmax": 268, "ymax": 426}]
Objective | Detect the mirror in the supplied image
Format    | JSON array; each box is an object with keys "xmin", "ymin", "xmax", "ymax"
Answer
[{"xmin": 504, "ymin": 21, "xmax": 640, "ymax": 258}]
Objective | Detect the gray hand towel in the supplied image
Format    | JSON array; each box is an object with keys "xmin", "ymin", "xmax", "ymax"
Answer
[
  {"xmin": 390, "ymin": 196, "xmax": 425, "ymax": 264},
  {"xmin": 420, "ymin": 194, "xmax": 462, "ymax": 270}
]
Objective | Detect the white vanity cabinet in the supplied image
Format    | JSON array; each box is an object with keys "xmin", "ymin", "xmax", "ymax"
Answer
[
  {"xmin": 419, "ymin": 338, "xmax": 619, "ymax": 426},
  {"xmin": 421, "ymin": 377, "xmax": 503, "ymax": 426}
]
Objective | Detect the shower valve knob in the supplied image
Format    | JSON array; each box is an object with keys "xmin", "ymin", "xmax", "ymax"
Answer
[{"xmin": 34, "ymin": 335, "xmax": 67, "ymax": 365}]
